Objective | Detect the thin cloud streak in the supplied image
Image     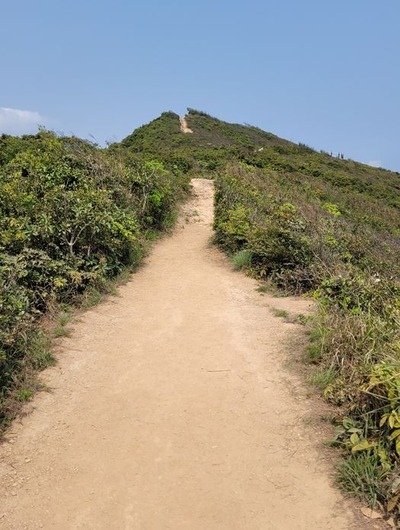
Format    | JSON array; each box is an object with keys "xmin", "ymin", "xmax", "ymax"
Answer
[
  {"xmin": 0, "ymin": 107, "xmax": 46, "ymax": 135},
  {"xmin": 366, "ymin": 160, "xmax": 382, "ymax": 168}
]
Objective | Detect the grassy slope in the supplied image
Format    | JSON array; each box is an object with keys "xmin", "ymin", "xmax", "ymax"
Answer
[{"xmin": 119, "ymin": 109, "xmax": 400, "ymax": 515}]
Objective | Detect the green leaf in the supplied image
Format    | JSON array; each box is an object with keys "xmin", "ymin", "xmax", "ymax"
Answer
[
  {"xmin": 387, "ymin": 493, "xmax": 400, "ymax": 512},
  {"xmin": 351, "ymin": 439, "xmax": 375, "ymax": 453},
  {"xmin": 350, "ymin": 432, "xmax": 360, "ymax": 445},
  {"xmin": 379, "ymin": 414, "xmax": 388, "ymax": 427},
  {"xmin": 389, "ymin": 429, "xmax": 400, "ymax": 441}
]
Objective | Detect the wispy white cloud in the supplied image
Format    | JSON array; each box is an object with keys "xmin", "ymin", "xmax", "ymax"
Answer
[
  {"xmin": 0, "ymin": 107, "xmax": 46, "ymax": 135},
  {"xmin": 367, "ymin": 160, "xmax": 382, "ymax": 168}
]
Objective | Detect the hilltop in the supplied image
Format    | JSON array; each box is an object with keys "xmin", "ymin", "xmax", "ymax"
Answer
[
  {"xmin": 118, "ymin": 109, "xmax": 399, "ymax": 226},
  {"xmin": 120, "ymin": 109, "xmax": 290, "ymax": 152},
  {"xmin": 117, "ymin": 109, "xmax": 399, "ymax": 248}
]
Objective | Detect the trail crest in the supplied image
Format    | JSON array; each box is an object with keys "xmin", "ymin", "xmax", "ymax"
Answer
[{"xmin": 179, "ymin": 115, "xmax": 193, "ymax": 133}]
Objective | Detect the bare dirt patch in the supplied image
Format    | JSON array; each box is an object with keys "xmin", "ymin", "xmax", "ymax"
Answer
[{"xmin": 179, "ymin": 115, "xmax": 193, "ymax": 134}]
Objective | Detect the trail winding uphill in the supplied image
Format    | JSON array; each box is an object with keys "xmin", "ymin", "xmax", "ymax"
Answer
[
  {"xmin": 0, "ymin": 179, "xmax": 364, "ymax": 529},
  {"xmin": 179, "ymin": 115, "xmax": 193, "ymax": 134}
]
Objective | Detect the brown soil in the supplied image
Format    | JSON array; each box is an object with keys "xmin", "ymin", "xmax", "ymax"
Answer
[{"xmin": 0, "ymin": 179, "xmax": 366, "ymax": 529}]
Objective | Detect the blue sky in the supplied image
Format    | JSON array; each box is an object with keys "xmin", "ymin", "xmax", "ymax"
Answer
[{"xmin": 1, "ymin": 0, "xmax": 399, "ymax": 170}]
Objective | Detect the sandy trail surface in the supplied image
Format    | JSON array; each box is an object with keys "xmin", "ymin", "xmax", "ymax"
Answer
[
  {"xmin": 0, "ymin": 179, "xmax": 363, "ymax": 529},
  {"xmin": 179, "ymin": 116, "xmax": 193, "ymax": 134}
]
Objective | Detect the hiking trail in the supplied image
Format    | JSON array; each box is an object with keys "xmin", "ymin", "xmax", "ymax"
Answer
[
  {"xmin": 179, "ymin": 116, "xmax": 193, "ymax": 134},
  {"xmin": 0, "ymin": 179, "xmax": 364, "ymax": 529}
]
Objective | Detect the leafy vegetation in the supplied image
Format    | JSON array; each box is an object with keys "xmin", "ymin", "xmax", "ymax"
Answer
[
  {"xmin": 123, "ymin": 108, "xmax": 400, "ymax": 514},
  {"xmin": 0, "ymin": 130, "xmax": 189, "ymax": 431}
]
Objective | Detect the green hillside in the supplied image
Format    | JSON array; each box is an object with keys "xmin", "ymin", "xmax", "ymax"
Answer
[
  {"xmin": 121, "ymin": 109, "xmax": 399, "ymax": 218},
  {"xmin": 118, "ymin": 109, "xmax": 400, "ymax": 512},
  {"xmin": 119, "ymin": 109, "xmax": 293, "ymax": 173}
]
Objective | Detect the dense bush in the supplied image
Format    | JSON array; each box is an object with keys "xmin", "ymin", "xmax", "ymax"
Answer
[
  {"xmin": 0, "ymin": 131, "xmax": 189, "ymax": 428},
  {"xmin": 214, "ymin": 171, "xmax": 312, "ymax": 284}
]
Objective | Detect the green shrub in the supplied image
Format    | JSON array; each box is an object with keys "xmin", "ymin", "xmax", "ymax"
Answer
[{"xmin": 231, "ymin": 249, "xmax": 253, "ymax": 270}]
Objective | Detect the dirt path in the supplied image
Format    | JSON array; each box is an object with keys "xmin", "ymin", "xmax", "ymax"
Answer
[
  {"xmin": 0, "ymin": 179, "xmax": 364, "ymax": 529},
  {"xmin": 179, "ymin": 116, "xmax": 193, "ymax": 134}
]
